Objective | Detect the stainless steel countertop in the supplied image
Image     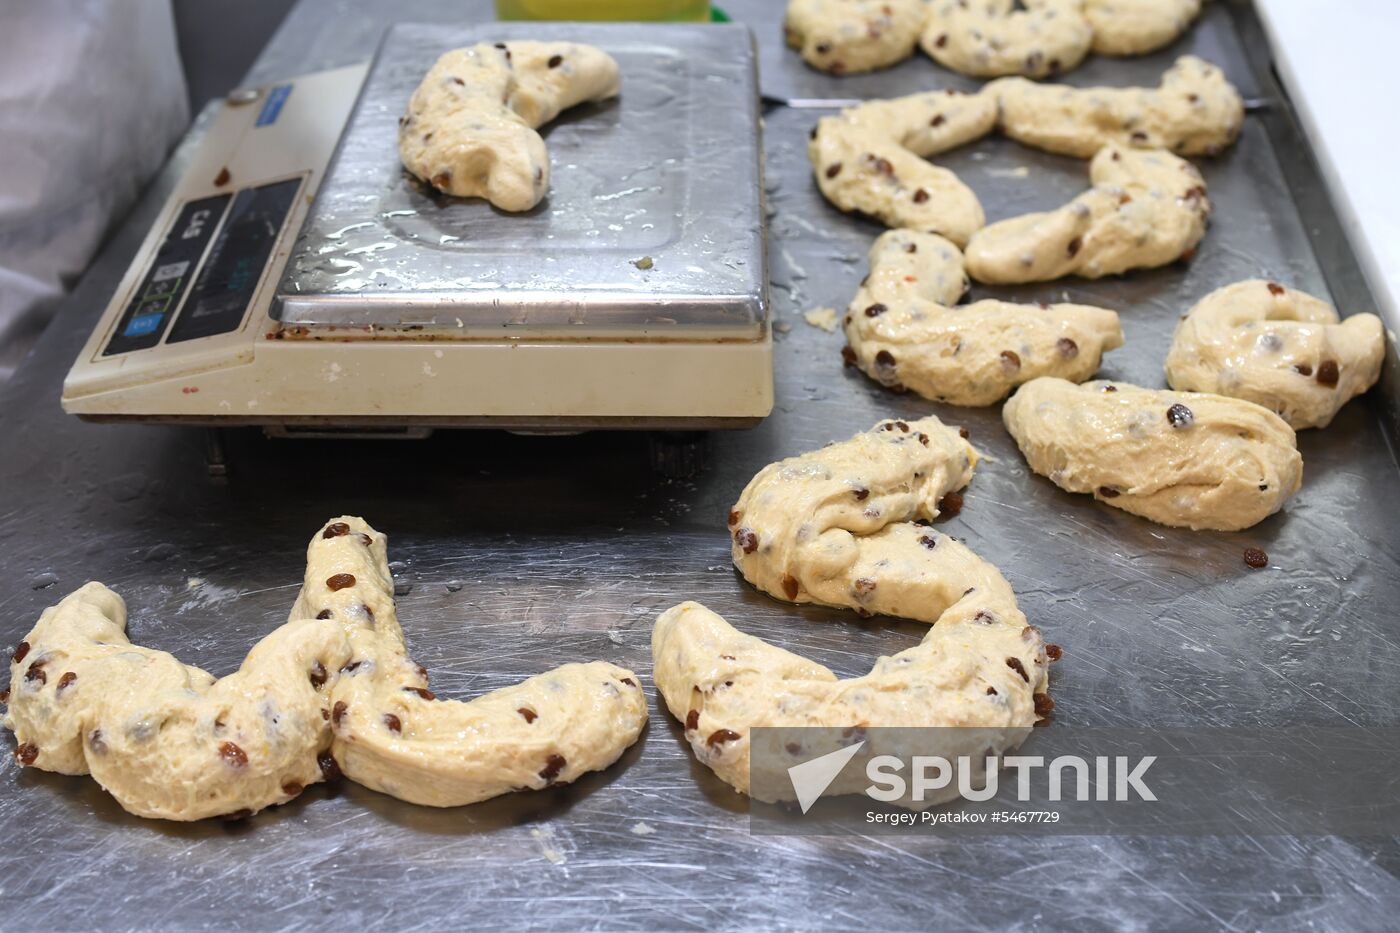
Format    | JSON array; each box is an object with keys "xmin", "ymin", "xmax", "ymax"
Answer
[
  {"xmin": 278, "ymin": 22, "xmax": 768, "ymax": 337},
  {"xmin": 2, "ymin": 1, "xmax": 1399, "ymax": 929}
]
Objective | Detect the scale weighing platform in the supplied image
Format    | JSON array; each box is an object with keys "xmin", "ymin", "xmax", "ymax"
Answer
[{"xmin": 62, "ymin": 22, "xmax": 772, "ymax": 461}]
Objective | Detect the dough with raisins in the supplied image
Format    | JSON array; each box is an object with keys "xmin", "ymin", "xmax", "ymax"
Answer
[
  {"xmin": 920, "ymin": 0, "xmax": 1092, "ymax": 79},
  {"xmin": 785, "ymin": 0, "xmax": 927, "ymax": 75},
  {"xmin": 399, "ymin": 41, "xmax": 619, "ymax": 211}
]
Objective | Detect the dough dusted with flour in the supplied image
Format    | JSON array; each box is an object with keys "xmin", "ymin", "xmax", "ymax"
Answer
[
  {"xmin": 1165, "ymin": 280, "xmax": 1385, "ymax": 429},
  {"xmin": 658, "ymin": 418, "xmax": 1055, "ymax": 799},
  {"xmin": 399, "ymin": 42, "xmax": 620, "ymax": 211},
  {"xmin": 1003, "ymin": 378, "xmax": 1303, "ymax": 530},
  {"xmin": 1085, "ymin": 0, "xmax": 1202, "ymax": 56},
  {"xmin": 920, "ymin": 0, "xmax": 1092, "ymax": 79},
  {"xmin": 965, "ymin": 144, "xmax": 1209, "ymax": 283},
  {"xmin": 843, "ymin": 230, "xmax": 1123, "ymax": 405},
  {"xmin": 809, "ymin": 90, "xmax": 996, "ymax": 246},
  {"xmin": 2, "ymin": 584, "xmax": 350, "ymax": 820},
  {"xmin": 3, "ymin": 517, "xmax": 646, "ymax": 819},
  {"xmin": 784, "ymin": 0, "xmax": 927, "ymax": 75},
  {"xmin": 991, "ymin": 55, "xmax": 1243, "ymax": 158},
  {"xmin": 298, "ymin": 518, "xmax": 646, "ymax": 807}
]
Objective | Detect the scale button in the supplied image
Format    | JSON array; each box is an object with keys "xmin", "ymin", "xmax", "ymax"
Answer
[
  {"xmin": 123, "ymin": 312, "xmax": 165, "ymax": 337},
  {"xmin": 151, "ymin": 260, "xmax": 190, "ymax": 282}
]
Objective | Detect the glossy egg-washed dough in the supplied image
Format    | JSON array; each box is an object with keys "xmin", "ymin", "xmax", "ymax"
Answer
[
  {"xmin": 843, "ymin": 229, "xmax": 1123, "ymax": 405},
  {"xmin": 1165, "ymin": 280, "xmax": 1385, "ymax": 430},
  {"xmin": 920, "ymin": 0, "xmax": 1093, "ymax": 79},
  {"xmin": 4, "ymin": 517, "xmax": 645, "ymax": 820},
  {"xmin": 653, "ymin": 417, "xmax": 1056, "ymax": 799},
  {"xmin": 809, "ymin": 90, "xmax": 997, "ymax": 246},
  {"xmin": 990, "ymin": 55, "xmax": 1244, "ymax": 158},
  {"xmin": 784, "ymin": 0, "xmax": 927, "ymax": 75},
  {"xmin": 965, "ymin": 144, "xmax": 1209, "ymax": 284},
  {"xmin": 399, "ymin": 41, "xmax": 620, "ymax": 211},
  {"xmin": 1004, "ymin": 378, "xmax": 1303, "ymax": 531}
]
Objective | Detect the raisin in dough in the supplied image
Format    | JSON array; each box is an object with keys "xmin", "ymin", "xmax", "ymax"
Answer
[
  {"xmin": 295, "ymin": 517, "xmax": 647, "ymax": 808},
  {"xmin": 3, "ymin": 518, "xmax": 646, "ymax": 820},
  {"xmin": 1003, "ymin": 378, "xmax": 1303, "ymax": 530},
  {"xmin": 784, "ymin": 0, "xmax": 927, "ymax": 75},
  {"xmin": 843, "ymin": 229, "xmax": 1123, "ymax": 405},
  {"xmin": 920, "ymin": 0, "xmax": 1092, "ymax": 79},
  {"xmin": 1085, "ymin": 0, "xmax": 1202, "ymax": 57},
  {"xmin": 2, "ymin": 583, "xmax": 352, "ymax": 821},
  {"xmin": 654, "ymin": 420, "xmax": 1055, "ymax": 799},
  {"xmin": 1165, "ymin": 280, "xmax": 1385, "ymax": 430},
  {"xmin": 653, "ymin": 601, "xmax": 1054, "ymax": 803},
  {"xmin": 809, "ymin": 90, "xmax": 997, "ymax": 246},
  {"xmin": 965, "ymin": 144, "xmax": 1208, "ymax": 283},
  {"xmin": 990, "ymin": 55, "xmax": 1244, "ymax": 158},
  {"xmin": 399, "ymin": 42, "xmax": 620, "ymax": 212}
]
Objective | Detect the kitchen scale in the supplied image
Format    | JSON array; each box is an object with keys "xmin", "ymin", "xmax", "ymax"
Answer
[{"xmin": 62, "ymin": 23, "xmax": 772, "ymax": 472}]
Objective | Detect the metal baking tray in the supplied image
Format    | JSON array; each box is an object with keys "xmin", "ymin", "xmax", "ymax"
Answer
[
  {"xmin": 1, "ymin": 0, "xmax": 1398, "ymax": 928},
  {"xmin": 275, "ymin": 22, "xmax": 767, "ymax": 339}
]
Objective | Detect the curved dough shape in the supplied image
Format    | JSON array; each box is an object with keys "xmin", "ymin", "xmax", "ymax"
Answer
[
  {"xmin": 399, "ymin": 42, "xmax": 620, "ymax": 212},
  {"xmin": 990, "ymin": 55, "xmax": 1243, "ymax": 158},
  {"xmin": 920, "ymin": 0, "xmax": 1093, "ymax": 79},
  {"xmin": 299, "ymin": 518, "xmax": 646, "ymax": 807},
  {"xmin": 1003, "ymin": 377, "xmax": 1303, "ymax": 531},
  {"xmin": 653, "ymin": 601, "xmax": 1052, "ymax": 802},
  {"xmin": 965, "ymin": 144, "xmax": 1209, "ymax": 284},
  {"xmin": 784, "ymin": 0, "xmax": 927, "ymax": 75},
  {"xmin": 4, "ymin": 517, "xmax": 646, "ymax": 819},
  {"xmin": 809, "ymin": 90, "xmax": 997, "ymax": 246},
  {"xmin": 1165, "ymin": 279, "xmax": 1385, "ymax": 430},
  {"xmin": 843, "ymin": 229, "xmax": 1124, "ymax": 405},
  {"xmin": 1085, "ymin": 0, "xmax": 1202, "ymax": 56}
]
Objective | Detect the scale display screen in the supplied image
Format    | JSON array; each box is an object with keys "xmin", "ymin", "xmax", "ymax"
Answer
[
  {"xmin": 167, "ymin": 177, "xmax": 302, "ymax": 344},
  {"xmin": 102, "ymin": 194, "xmax": 230, "ymax": 356}
]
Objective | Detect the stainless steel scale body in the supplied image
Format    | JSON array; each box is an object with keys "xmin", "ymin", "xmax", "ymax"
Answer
[{"xmin": 62, "ymin": 23, "xmax": 773, "ymax": 435}]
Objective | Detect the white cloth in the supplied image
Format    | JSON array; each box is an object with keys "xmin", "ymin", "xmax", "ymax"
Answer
[{"xmin": 0, "ymin": 0, "xmax": 189, "ymax": 379}]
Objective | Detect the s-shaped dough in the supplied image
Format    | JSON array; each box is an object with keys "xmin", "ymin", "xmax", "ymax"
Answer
[
  {"xmin": 991, "ymin": 55, "xmax": 1244, "ymax": 158},
  {"xmin": 843, "ymin": 230, "xmax": 1124, "ymax": 405},
  {"xmin": 809, "ymin": 90, "xmax": 997, "ymax": 246},
  {"xmin": 3, "ymin": 518, "xmax": 646, "ymax": 819},
  {"xmin": 1164, "ymin": 280, "xmax": 1385, "ymax": 429},
  {"xmin": 784, "ymin": 0, "xmax": 927, "ymax": 75},
  {"xmin": 1085, "ymin": 0, "xmax": 1202, "ymax": 57},
  {"xmin": 299, "ymin": 518, "xmax": 647, "ymax": 808},
  {"xmin": 1003, "ymin": 378, "xmax": 1303, "ymax": 530},
  {"xmin": 655, "ymin": 418, "xmax": 1054, "ymax": 799},
  {"xmin": 920, "ymin": 0, "xmax": 1093, "ymax": 79},
  {"xmin": 965, "ymin": 144, "xmax": 1209, "ymax": 284},
  {"xmin": 399, "ymin": 42, "xmax": 620, "ymax": 212}
]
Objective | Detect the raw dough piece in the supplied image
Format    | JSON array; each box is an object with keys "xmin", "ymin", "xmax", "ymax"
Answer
[
  {"xmin": 965, "ymin": 144, "xmax": 1209, "ymax": 283},
  {"xmin": 1164, "ymin": 279, "xmax": 1385, "ymax": 429},
  {"xmin": 2, "ymin": 584, "xmax": 349, "ymax": 821},
  {"xmin": 990, "ymin": 55, "xmax": 1244, "ymax": 158},
  {"xmin": 3, "ymin": 517, "xmax": 646, "ymax": 819},
  {"xmin": 297, "ymin": 518, "xmax": 646, "ymax": 807},
  {"xmin": 1085, "ymin": 0, "xmax": 1202, "ymax": 56},
  {"xmin": 808, "ymin": 90, "xmax": 997, "ymax": 245},
  {"xmin": 399, "ymin": 42, "xmax": 620, "ymax": 211},
  {"xmin": 653, "ymin": 601, "xmax": 1053, "ymax": 802},
  {"xmin": 843, "ymin": 229, "xmax": 1124, "ymax": 404},
  {"xmin": 1003, "ymin": 377, "xmax": 1303, "ymax": 530},
  {"xmin": 920, "ymin": 0, "xmax": 1092, "ymax": 79},
  {"xmin": 784, "ymin": 0, "xmax": 927, "ymax": 75},
  {"xmin": 658, "ymin": 417, "xmax": 1055, "ymax": 798}
]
